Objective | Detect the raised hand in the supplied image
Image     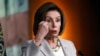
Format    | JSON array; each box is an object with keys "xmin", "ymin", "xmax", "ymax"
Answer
[{"xmin": 34, "ymin": 21, "xmax": 49, "ymax": 46}]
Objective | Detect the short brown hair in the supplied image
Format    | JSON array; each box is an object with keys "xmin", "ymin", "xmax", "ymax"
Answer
[{"xmin": 33, "ymin": 2, "xmax": 65, "ymax": 35}]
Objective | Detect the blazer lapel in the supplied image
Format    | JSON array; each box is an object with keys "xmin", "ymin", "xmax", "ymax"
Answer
[
  {"xmin": 40, "ymin": 39, "xmax": 54, "ymax": 56},
  {"xmin": 58, "ymin": 38, "xmax": 68, "ymax": 56}
]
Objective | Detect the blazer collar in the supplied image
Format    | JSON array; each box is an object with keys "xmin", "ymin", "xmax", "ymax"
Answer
[
  {"xmin": 40, "ymin": 39, "xmax": 54, "ymax": 56},
  {"xmin": 40, "ymin": 37, "xmax": 68, "ymax": 56},
  {"xmin": 58, "ymin": 37, "xmax": 68, "ymax": 56}
]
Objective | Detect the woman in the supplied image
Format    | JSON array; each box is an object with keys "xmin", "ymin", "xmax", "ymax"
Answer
[{"xmin": 23, "ymin": 2, "xmax": 76, "ymax": 56}]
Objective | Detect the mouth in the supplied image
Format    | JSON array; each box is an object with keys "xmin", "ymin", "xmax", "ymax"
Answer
[{"xmin": 51, "ymin": 30, "xmax": 57, "ymax": 34}]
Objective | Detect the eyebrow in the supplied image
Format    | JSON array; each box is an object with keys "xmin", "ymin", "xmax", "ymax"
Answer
[{"xmin": 45, "ymin": 16, "xmax": 61, "ymax": 17}]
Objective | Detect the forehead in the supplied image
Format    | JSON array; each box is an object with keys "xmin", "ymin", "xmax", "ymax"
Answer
[{"xmin": 46, "ymin": 10, "xmax": 61, "ymax": 17}]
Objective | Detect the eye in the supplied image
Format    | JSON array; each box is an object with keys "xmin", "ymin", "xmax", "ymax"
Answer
[
  {"xmin": 45, "ymin": 17, "xmax": 51, "ymax": 23},
  {"xmin": 47, "ymin": 19, "xmax": 51, "ymax": 22},
  {"xmin": 56, "ymin": 18, "xmax": 61, "ymax": 22}
]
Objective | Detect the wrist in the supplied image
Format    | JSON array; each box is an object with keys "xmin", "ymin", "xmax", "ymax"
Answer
[{"xmin": 34, "ymin": 38, "xmax": 42, "ymax": 46}]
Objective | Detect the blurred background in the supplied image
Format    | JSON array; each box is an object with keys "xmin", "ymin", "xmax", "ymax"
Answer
[{"xmin": 0, "ymin": 0, "xmax": 29, "ymax": 56}]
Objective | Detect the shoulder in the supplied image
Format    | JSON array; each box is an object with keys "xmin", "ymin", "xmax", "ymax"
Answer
[
  {"xmin": 59, "ymin": 37, "xmax": 76, "ymax": 54},
  {"xmin": 59, "ymin": 37, "xmax": 74, "ymax": 46},
  {"xmin": 58, "ymin": 37, "xmax": 76, "ymax": 49},
  {"xmin": 21, "ymin": 40, "xmax": 33, "ymax": 47}
]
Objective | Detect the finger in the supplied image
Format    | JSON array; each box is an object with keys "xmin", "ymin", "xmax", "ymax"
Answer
[
  {"xmin": 43, "ymin": 22, "xmax": 49, "ymax": 27},
  {"xmin": 44, "ymin": 21, "xmax": 49, "ymax": 26},
  {"xmin": 44, "ymin": 22, "xmax": 49, "ymax": 31},
  {"xmin": 39, "ymin": 21, "xmax": 49, "ymax": 29},
  {"xmin": 39, "ymin": 21, "xmax": 45, "ymax": 25}
]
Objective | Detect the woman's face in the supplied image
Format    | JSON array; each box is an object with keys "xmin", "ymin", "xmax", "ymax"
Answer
[{"xmin": 45, "ymin": 10, "xmax": 61, "ymax": 37}]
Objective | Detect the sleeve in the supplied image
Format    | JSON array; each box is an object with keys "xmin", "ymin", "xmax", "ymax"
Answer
[{"xmin": 22, "ymin": 40, "xmax": 41, "ymax": 56}]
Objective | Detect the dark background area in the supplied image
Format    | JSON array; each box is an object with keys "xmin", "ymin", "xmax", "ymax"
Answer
[{"xmin": 79, "ymin": 0, "xmax": 100, "ymax": 56}]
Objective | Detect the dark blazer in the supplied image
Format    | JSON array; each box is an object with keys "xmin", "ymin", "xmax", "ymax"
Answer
[{"xmin": 22, "ymin": 37, "xmax": 76, "ymax": 56}]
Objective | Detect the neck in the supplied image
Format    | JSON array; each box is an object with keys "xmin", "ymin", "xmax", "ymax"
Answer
[{"xmin": 45, "ymin": 36, "xmax": 58, "ymax": 48}]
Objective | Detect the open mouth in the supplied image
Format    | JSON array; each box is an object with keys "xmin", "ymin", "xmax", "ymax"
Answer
[{"xmin": 51, "ymin": 30, "xmax": 57, "ymax": 34}]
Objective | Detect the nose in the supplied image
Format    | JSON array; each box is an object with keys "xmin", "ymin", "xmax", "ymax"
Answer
[{"xmin": 52, "ymin": 21, "xmax": 56, "ymax": 28}]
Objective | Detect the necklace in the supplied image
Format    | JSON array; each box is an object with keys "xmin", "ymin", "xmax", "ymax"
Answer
[{"xmin": 52, "ymin": 40, "xmax": 61, "ymax": 52}]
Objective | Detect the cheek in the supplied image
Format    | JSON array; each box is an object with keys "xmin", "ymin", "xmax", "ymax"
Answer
[
  {"xmin": 48, "ymin": 23, "xmax": 52, "ymax": 28},
  {"xmin": 58, "ymin": 22, "xmax": 61, "ymax": 28},
  {"xmin": 57, "ymin": 23, "xmax": 61, "ymax": 31}
]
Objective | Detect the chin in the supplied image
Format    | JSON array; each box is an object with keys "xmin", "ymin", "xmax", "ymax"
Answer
[{"xmin": 52, "ymin": 34, "xmax": 58, "ymax": 37}]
